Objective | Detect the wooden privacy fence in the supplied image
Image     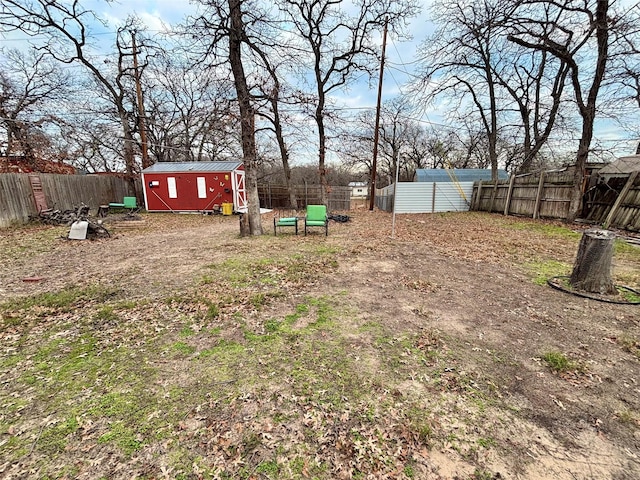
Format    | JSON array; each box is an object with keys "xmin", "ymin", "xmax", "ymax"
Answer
[
  {"xmin": 471, "ymin": 169, "xmax": 575, "ymax": 220},
  {"xmin": 471, "ymin": 168, "xmax": 640, "ymax": 230},
  {"xmin": 258, "ymin": 184, "xmax": 351, "ymax": 211},
  {"xmin": 584, "ymin": 171, "xmax": 640, "ymax": 230},
  {"xmin": 0, "ymin": 173, "xmax": 136, "ymax": 228}
]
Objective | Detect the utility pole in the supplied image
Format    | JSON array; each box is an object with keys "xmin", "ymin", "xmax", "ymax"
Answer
[
  {"xmin": 131, "ymin": 30, "xmax": 150, "ymax": 169},
  {"xmin": 369, "ymin": 18, "xmax": 388, "ymax": 211}
]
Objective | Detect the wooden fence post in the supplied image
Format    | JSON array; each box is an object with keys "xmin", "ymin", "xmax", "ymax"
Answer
[
  {"xmin": 533, "ymin": 171, "xmax": 546, "ymax": 219},
  {"xmin": 503, "ymin": 174, "xmax": 516, "ymax": 216},
  {"xmin": 473, "ymin": 181, "xmax": 483, "ymax": 211},
  {"xmin": 603, "ymin": 171, "xmax": 639, "ymax": 229},
  {"xmin": 488, "ymin": 180, "xmax": 498, "ymax": 213}
]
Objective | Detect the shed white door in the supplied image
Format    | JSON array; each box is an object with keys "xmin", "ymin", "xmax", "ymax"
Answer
[{"xmin": 232, "ymin": 169, "xmax": 247, "ymax": 212}]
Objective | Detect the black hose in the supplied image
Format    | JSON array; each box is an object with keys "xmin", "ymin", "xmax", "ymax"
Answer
[{"xmin": 547, "ymin": 276, "xmax": 640, "ymax": 305}]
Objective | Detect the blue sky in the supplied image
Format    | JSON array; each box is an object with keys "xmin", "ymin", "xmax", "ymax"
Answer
[{"xmin": 1, "ymin": 0, "xmax": 638, "ymax": 162}]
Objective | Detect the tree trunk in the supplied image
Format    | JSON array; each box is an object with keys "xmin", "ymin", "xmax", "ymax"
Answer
[
  {"xmin": 228, "ymin": 0, "xmax": 262, "ymax": 236},
  {"xmin": 271, "ymin": 95, "xmax": 297, "ymax": 210},
  {"xmin": 566, "ymin": 0, "xmax": 609, "ymax": 222},
  {"xmin": 570, "ymin": 229, "xmax": 616, "ymax": 294},
  {"xmin": 316, "ymin": 106, "xmax": 328, "ymax": 205}
]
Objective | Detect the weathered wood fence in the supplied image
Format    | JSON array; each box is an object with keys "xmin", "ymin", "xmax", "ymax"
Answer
[
  {"xmin": 471, "ymin": 170, "xmax": 575, "ymax": 220},
  {"xmin": 584, "ymin": 171, "xmax": 640, "ymax": 230},
  {"xmin": 258, "ymin": 184, "xmax": 351, "ymax": 211},
  {"xmin": 0, "ymin": 173, "xmax": 136, "ymax": 228},
  {"xmin": 471, "ymin": 169, "xmax": 640, "ymax": 231}
]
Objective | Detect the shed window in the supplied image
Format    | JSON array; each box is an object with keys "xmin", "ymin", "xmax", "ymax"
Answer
[
  {"xmin": 197, "ymin": 177, "xmax": 207, "ymax": 198},
  {"xmin": 167, "ymin": 177, "xmax": 177, "ymax": 198}
]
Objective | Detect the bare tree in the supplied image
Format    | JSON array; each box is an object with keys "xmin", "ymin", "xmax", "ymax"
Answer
[
  {"xmin": 415, "ymin": 0, "xmax": 578, "ymax": 179},
  {"xmin": 281, "ymin": 0, "xmax": 420, "ymax": 203},
  {"xmin": 227, "ymin": 0, "xmax": 263, "ymax": 234},
  {"xmin": 507, "ymin": 0, "xmax": 618, "ymax": 221},
  {"xmin": 143, "ymin": 52, "xmax": 241, "ymax": 163},
  {"xmin": 495, "ymin": 30, "xmax": 571, "ymax": 173},
  {"xmin": 0, "ymin": 49, "xmax": 70, "ymax": 165},
  {"xmin": 0, "ymin": 2, "xmax": 150, "ymax": 182},
  {"xmin": 251, "ymin": 48, "xmax": 300, "ymax": 209},
  {"xmin": 416, "ymin": 0, "xmax": 518, "ymax": 181},
  {"xmin": 190, "ymin": 0, "xmax": 269, "ymax": 234}
]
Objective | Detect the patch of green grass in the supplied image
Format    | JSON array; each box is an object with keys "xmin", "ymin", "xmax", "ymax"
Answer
[
  {"xmin": 615, "ymin": 239, "xmax": 640, "ymax": 260},
  {"xmin": 1, "ymin": 284, "xmax": 122, "ymax": 315},
  {"xmin": 205, "ymin": 252, "xmax": 339, "ymax": 292},
  {"xmin": 251, "ymin": 292, "xmax": 268, "ymax": 310},
  {"xmin": 477, "ymin": 437, "xmax": 496, "ymax": 448},
  {"xmin": 98, "ymin": 421, "xmax": 143, "ymax": 455},
  {"xmin": 618, "ymin": 335, "xmax": 640, "ymax": 358},
  {"xmin": 403, "ymin": 464, "xmax": 415, "ymax": 478},
  {"xmin": 93, "ymin": 306, "xmax": 119, "ymax": 324},
  {"xmin": 473, "ymin": 468, "xmax": 496, "ymax": 480},
  {"xmin": 114, "ymin": 299, "xmax": 140, "ymax": 310},
  {"xmin": 615, "ymin": 409, "xmax": 640, "ymax": 426},
  {"xmin": 205, "ymin": 303, "xmax": 220, "ymax": 320},
  {"xmin": 541, "ymin": 351, "xmax": 575, "ymax": 372},
  {"xmin": 179, "ymin": 326, "xmax": 195, "ymax": 337},
  {"xmin": 172, "ymin": 341, "xmax": 196, "ymax": 355},
  {"xmin": 37, "ymin": 416, "xmax": 79, "ymax": 455},
  {"xmin": 306, "ymin": 244, "xmax": 340, "ymax": 255},
  {"xmin": 198, "ymin": 339, "xmax": 245, "ymax": 359},
  {"xmin": 416, "ymin": 423, "xmax": 433, "ymax": 445},
  {"xmin": 0, "ymin": 225, "xmax": 66, "ymax": 259},
  {"xmin": 503, "ymin": 220, "xmax": 580, "ymax": 239},
  {"xmin": 617, "ymin": 287, "xmax": 640, "ymax": 303},
  {"xmin": 255, "ymin": 459, "xmax": 280, "ymax": 476},
  {"xmin": 524, "ymin": 259, "xmax": 571, "ymax": 286}
]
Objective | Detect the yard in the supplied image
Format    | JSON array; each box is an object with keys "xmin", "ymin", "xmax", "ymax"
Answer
[{"xmin": 1, "ymin": 211, "xmax": 639, "ymax": 479}]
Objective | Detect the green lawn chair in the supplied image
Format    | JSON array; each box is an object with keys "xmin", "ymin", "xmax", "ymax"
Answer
[
  {"xmin": 109, "ymin": 196, "xmax": 139, "ymax": 213},
  {"xmin": 274, "ymin": 216, "xmax": 299, "ymax": 235},
  {"xmin": 304, "ymin": 204, "xmax": 328, "ymax": 236}
]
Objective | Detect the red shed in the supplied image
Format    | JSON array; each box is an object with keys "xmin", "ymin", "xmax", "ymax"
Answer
[{"xmin": 141, "ymin": 161, "xmax": 247, "ymax": 213}]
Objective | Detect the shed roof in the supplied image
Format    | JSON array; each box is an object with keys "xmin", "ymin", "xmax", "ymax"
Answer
[
  {"xmin": 142, "ymin": 161, "xmax": 243, "ymax": 173},
  {"xmin": 414, "ymin": 168, "xmax": 508, "ymax": 183},
  {"xmin": 597, "ymin": 156, "xmax": 640, "ymax": 176}
]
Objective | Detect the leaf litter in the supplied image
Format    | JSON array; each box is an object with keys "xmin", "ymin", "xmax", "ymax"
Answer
[{"xmin": 0, "ymin": 211, "xmax": 639, "ymax": 479}]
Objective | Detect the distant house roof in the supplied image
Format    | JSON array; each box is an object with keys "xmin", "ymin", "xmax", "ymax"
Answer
[
  {"xmin": 0, "ymin": 155, "xmax": 76, "ymax": 174},
  {"xmin": 348, "ymin": 181, "xmax": 367, "ymax": 187},
  {"xmin": 142, "ymin": 161, "xmax": 243, "ymax": 173},
  {"xmin": 597, "ymin": 156, "xmax": 640, "ymax": 176},
  {"xmin": 414, "ymin": 168, "xmax": 508, "ymax": 183}
]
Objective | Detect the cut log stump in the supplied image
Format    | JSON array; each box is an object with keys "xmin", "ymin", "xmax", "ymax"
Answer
[
  {"xmin": 570, "ymin": 228, "xmax": 617, "ymax": 295},
  {"xmin": 239, "ymin": 213, "xmax": 250, "ymax": 237}
]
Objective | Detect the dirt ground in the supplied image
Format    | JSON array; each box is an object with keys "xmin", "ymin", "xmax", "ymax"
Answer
[{"xmin": 1, "ymin": 210, "xmax": 639, "ymax": 479}]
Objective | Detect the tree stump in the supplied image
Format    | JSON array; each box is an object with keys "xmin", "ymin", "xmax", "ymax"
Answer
[
  {"xmin": 239, "ymin": 213, "xmax": 250, "ymax": 237},
  {"xmin": 570, "ymin": 229, "xmax": 617, "ymax": 294}
]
